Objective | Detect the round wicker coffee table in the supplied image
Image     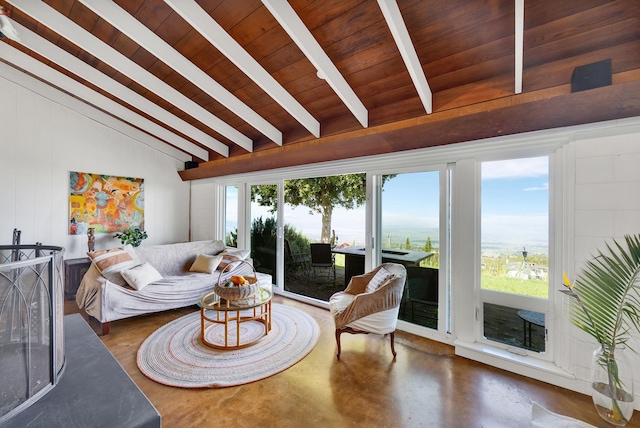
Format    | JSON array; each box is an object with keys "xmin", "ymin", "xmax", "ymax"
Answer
[{"xmin": 198, "ymin": 287, "xmax": 272, "ymax": 350}]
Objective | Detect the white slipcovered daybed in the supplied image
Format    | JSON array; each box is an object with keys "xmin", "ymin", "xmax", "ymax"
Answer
[{"xmin": 76, "ymin": 240, "xmax": 271, "ymax": 334}]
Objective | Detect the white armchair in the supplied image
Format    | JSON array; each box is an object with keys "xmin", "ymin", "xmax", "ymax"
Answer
[{"xmin": 329, "ymin": 263, "xmax": 406, "ymax": 359}]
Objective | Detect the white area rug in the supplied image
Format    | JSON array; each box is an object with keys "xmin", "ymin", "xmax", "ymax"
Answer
[
  {"xmin": 531, "ymin": 402, "xmax": 596, "ymax": 428},
  {"xmin": 137, "ymin": 304, "xmax": 319, "ymax": 388}
]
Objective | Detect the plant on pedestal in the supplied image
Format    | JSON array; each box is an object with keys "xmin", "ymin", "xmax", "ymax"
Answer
[{"xmin": 562, "ymin": 235, "xmax": 640, "ymax": 426}]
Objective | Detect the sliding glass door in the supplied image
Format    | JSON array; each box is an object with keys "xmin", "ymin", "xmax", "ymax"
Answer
[{"xmin": 380, "ymin": 170, "xmax": 446, "ymax": 331}]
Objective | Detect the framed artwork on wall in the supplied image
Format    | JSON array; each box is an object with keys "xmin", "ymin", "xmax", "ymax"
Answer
[{"xmin": 69, "ymin": 171, "xmax": 144, "ymax": 235}]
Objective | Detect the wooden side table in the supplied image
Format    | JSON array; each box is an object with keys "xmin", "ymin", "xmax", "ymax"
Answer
[
  {"xmin": 198, "ymin": 288, "xmax": 272, "ymax": 350},
  {"xmin": 64, "ymin": 258, "xmax": 91, "ymax": 300}
]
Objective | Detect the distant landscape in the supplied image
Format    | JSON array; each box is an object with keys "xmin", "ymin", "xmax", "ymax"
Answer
[{"xmin": 233, "ymin": 215, "xmax": 548, "ymax": 258}]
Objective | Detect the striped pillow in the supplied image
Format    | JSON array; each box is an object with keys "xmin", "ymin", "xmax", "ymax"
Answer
[
  {"xmin": 364, "ymin": 267, "xmax": 394, "ymax": 294},
  {"xmin": 220, "ymin": 248, "xmax": 250, "ymax": 260},
  {"xmin": 87, "ymin": 245, "xmax": 140, "ymax": 286},
  {"xmin": 217, "ymin": 254, "xmax": 242, "ymax": 272}
]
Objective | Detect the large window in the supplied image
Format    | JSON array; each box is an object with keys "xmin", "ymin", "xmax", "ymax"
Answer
[
  {"xmin": 214, "ymin": 137, "xmax": 568, "ymax": 386},
  {"xmin": 479, "ymin": 156, "xmax": 549, "ymax": 354}
]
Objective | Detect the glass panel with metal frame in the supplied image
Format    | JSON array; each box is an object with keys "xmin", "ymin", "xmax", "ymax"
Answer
[
  {"xmin": 250, "ymin": 184, "xmax": 278, "ymax": 284},
  {"xmin": 282, "ymin": 173, "xmax": 366, "ymax": 302},
  {"xmin": 381, "ymin": 171, "xmax": 440, "ymax": 330}
]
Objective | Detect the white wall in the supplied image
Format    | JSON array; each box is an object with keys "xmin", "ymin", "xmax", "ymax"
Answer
[
  {"xmin": 567, "ymin": 122, "xmax": 640, "ymax": 403},
  {"xmin": 0, "ymin": 65, "xmax": 190, "ymax": 259},
  {"xmin": 190, "ymin": 180, "xmax": 218, "ymax": 242}
]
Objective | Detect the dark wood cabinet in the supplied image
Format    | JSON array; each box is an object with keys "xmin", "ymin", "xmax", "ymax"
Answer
[{"xmin": 64, "ymin": 258, "xmax": 91, "ymax": 300}]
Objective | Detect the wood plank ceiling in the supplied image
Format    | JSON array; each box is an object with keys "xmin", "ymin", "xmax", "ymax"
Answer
[{"xmin": 0, "ymin": 0, "xmax": 639, "ymax": 180}]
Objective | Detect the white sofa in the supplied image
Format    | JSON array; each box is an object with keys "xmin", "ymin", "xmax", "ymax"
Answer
[{"xmin": 76, "ymin": 240, "xmax": 272, "ymax": 334}]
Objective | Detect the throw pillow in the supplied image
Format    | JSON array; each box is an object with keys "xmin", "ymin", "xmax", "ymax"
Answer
[
  {"xmin": 364, "ymin": 267, "xmax": 394, "ymax": 294},
  {"xmin": 220, "ymin": 248, "xmax": 250, "ymax": 260},
  {"xmin": 189, "ymin": 254, "xmax": 223, "ymax": 274},
  {"xmin": 87, "ymin": 245, "xmax": 140, "ymax": 286},
  {"xmin": 217, "ymin": 254, "xmax": 242, "ymax": 272},
  {"xmin": 121, "ymin": 262, "xmax": 163, "ymax": 291}
]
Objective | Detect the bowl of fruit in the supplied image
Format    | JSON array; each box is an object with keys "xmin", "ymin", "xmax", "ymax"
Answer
[{"xmin": 214, "ymin": 260, "xmax": 259, "ymax": 300}]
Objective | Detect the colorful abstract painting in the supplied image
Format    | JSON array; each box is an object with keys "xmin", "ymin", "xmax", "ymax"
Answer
[{"xmin": 69, "ymin": 172, "xmax": 144, "ymax": 235}]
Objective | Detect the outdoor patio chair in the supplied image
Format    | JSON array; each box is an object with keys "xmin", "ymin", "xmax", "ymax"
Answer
[
  {"xmin": 310, "ymin": 243, "xmax": 335, "ymax": 285},
  {"xmin": 329, "ymin": 263, "xmax": 407, "ymax": 359},
  {"xmin": 285, "ymin": 239, "xmax": 310, "ymax": 274}
]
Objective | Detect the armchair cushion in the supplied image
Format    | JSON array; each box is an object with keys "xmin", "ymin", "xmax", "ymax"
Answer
[
  {"xmin": 329, "ymin": 292, "xmax": 399, "ymax": 334},
  {"xmin": 330, "ymin": 263, "xmax": 406, "ymax": 331}
]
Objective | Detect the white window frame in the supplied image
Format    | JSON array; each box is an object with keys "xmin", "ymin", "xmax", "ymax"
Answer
[
  {"xmin": 474, "ymin": 153, "xmax": 553, "ymax": 361},
  {"xmin": 205, "ymin": 130, "xmax": 572, "ymax": 376}
]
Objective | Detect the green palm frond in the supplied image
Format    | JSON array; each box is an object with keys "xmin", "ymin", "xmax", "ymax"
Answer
[{"xmin": 566, "ymin": 235, "xmax": 640, "ymax": 351}]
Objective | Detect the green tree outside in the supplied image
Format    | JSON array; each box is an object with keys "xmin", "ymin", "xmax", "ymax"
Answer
[
  {"xmin": 423, "ymin": 237, "xmax": 433, "ymax": 252},
  {"xmin": 251, "ymin": 174, "xmax": 395, "ymax": 243}
]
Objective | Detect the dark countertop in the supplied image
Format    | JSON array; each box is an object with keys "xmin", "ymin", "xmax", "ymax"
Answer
[
  {"xmin": 2, "ymin": 314, "xmax": 161, "ymax": 428},
  {"xmin": 332, "ymin": 245, "xmax": 433, "ymax": 264}
]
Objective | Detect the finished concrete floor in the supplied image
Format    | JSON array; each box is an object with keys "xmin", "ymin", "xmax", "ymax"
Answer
[{"xmin": 66, "ymin": 297, "xmax": 638, "ymax": 428}]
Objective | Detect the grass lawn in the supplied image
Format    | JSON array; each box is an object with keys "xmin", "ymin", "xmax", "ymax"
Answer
[
  {"xmin": 335, "ymin": 256, "xmax": 549, "ymax": 298},
  {"xmin": 481, "ymin": 275, "xmax": 549, "ymax": 298}
]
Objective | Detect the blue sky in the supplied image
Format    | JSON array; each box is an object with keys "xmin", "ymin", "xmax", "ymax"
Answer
[
  {"xmin": 481, "ymin": 157, "xmax": 549, "ymax": 250},
  {"xmin": 230, "ymin": 156, "xmax": 549, "ymax": 251}
]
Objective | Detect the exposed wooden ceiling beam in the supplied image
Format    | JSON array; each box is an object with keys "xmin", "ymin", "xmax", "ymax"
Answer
[
  {"xmin": 7, "ymin": 19, "xmax": 219, "ymax": 161},
  {"xmin": 515, "ymin": 0, "xmax": 524, "ymax": 94},
  {"xmin": 0, "ymin": 40, "xmax": 208, "ymax": 161},
  {"xmin": 164, "ymin": 0, "xmax": 320, "ymax": 140},
  {"xmin": 6, "ymin": 0, "xmax": 242, "ymax": 155},
  {"xmin": 262, "ymin": 0, "xmax": 368, "ymax": 129},
  {"xmin": 80, "ymin": 0, "xmax": 282, "ymax": 146},
  {"xmin": 377, "ymin": 0, "xmax": 432, "ymax": 114},
  {"xmin": 180, "ymin": 79, "xmax": 640, "ymax": 180}
]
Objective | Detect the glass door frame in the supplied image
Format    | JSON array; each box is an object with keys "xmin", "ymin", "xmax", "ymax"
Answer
[
  {"xmin": 474, "ymin": 152, "xmax": 557, "ymax": 361},
  {"xmin": 367, "ymin": 164, "xmax": 451, "ymax": 341},
  {"xmin": 243, "ymin": 181, "xmax": 285, "ymax": 293}
]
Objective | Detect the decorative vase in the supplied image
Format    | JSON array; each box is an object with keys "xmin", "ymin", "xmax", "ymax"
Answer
[
  {"xmin": 87, "ymin": 227, "xmax": 95, "ymax": 252},
  {"xmin": 590, "ymin": 345, "xmax": 634, "ymax": 426}
]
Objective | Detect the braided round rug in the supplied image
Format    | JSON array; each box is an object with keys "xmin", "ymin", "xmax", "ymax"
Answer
[{"xmin": 137, "ymin": 304, "xmax": 319, "ymax": 388}]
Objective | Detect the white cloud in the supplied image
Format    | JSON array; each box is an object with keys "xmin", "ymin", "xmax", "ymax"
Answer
[
  {"xmin": 523, "ymin": 182, "xmax": 549, "ymax": 192},
  {"xmin": 482, "ymin": 156, "xmax": 548, "ymax": 179}
]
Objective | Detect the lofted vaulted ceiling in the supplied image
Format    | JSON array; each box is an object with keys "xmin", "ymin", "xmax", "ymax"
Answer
[{"xmin": 0, "ymin": 0, "xmax": 639, "ymax": 180}]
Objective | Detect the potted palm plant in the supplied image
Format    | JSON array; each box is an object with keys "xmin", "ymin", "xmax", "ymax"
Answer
[
  {"xmin": 114, "ymin": 227, "xmax": 148, "ymax": 247},
  {"xmin": 561, "ymin": 235, "xmax": 640, "ymax": 426}
]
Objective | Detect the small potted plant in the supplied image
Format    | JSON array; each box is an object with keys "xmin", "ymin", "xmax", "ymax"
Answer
[
  {"xmin": 114, "ymin": 227, "xmax": 148, "ymax": 247},
  {"xmin": 561, "ymin": 235, "xmax": 640, "ymax": 426}
]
